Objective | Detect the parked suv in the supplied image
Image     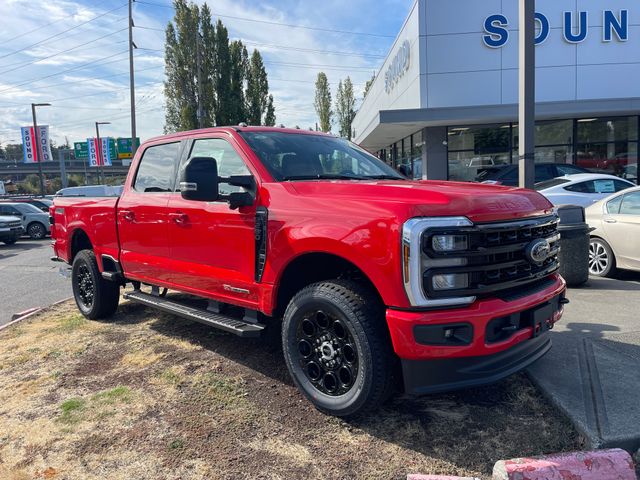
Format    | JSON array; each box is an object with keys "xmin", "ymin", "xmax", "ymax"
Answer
[
  {"xmin": 0, "ymin": 202, "xmax": 51, "ymax": 239},
  {"xmin": 0, "ymin": 214, "xmax": 23, "ymax": 245},
  {"xmin": 0, "ymin": 197, "xmax": 53, "ymax": 212},
  {"xmin": 52, "ymin": 127, "xmax": 566, "ymax": 416}
]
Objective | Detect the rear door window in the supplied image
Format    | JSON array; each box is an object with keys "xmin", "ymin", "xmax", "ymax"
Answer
[
  {"xmin": 619, "ymin": 192, "xmax": 640, "ymax": 215},
  {"xmin": 133, "ymin": 142, "xmax": 181, "ymax": 193}
]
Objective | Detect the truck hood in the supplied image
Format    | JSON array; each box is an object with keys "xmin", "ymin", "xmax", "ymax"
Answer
[{"xmin": 287, "ymin": 179, "xmax": 555, "ymax": 223}]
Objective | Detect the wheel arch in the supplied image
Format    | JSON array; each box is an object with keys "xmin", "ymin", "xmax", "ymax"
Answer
[
  {"xmin": 272, "ymin": 252, "xmax": 383, "ymax": 318},
  {"xmin": 70, "ymin": 228, "xmax": 93, "ymax": 263}
]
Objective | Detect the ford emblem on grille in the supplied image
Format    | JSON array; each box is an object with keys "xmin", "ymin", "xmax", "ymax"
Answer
[{"xmin": 525, "ymin": 238, "xmax": 551, "ymax": 265}]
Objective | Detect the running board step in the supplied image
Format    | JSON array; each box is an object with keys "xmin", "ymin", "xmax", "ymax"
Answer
[{"xmin": 123, "ymin": 290, "xmax": 264, "ymax": 338}]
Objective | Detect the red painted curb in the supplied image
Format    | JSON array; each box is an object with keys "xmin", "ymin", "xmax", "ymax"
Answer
[
  {"xmin": 492, "ymin": 448, "xmax": 637, "ymax": 480},
  {"xmin": 408, "ymin": 476, "xmax": 480, "ymax": 480},
  {"xmin": 11, "ymin": 307, "xmax": 39, "ymax": 321}
]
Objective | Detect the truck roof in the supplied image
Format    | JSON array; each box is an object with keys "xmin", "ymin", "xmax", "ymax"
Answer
[{"xmin": 144, "ymin": 126, "xmax": 334, "ymax": 145}]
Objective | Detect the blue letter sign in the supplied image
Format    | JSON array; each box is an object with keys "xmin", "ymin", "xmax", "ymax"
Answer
[
  {"xmin": 604, "ymin": 10, "xmax": 628, "ymax": 42},
  {"xmin": 483, "ymin": 14, "xmax": 509, "ymax": 48},
  {"xmin": 535, "ymin": 13, "xmax": 550, "ymax": 44},
  {"xmin": 563, "ymin": 11, "xmax": 588, "ymax": 43}
]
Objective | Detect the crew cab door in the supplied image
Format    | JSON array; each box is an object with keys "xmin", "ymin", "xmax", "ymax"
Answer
[
  {"xmin": 166, "ymin": 136, "xmax": 259, "ymax": 308},
  {"xmin": 602, "ymin": 190, "xmax": 640, "ymax": 270},
  {"xmin": 117, "ymin": 141, "xmax": 183, "ymax": 283}
]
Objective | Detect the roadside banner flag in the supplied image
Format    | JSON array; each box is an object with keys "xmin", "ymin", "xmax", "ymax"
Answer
[
  {"xmin": 87, "ymin": 137, "xmax": 113, "ymax": 167},
  {"xmin": 21, "ymin": 125, "xmax": 53, "ymax": 163}
]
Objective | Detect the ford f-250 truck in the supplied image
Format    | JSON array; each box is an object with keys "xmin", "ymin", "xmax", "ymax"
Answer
[{"xmin": 51, "ymin": 127, "xmax": 566, "ymax": 417}]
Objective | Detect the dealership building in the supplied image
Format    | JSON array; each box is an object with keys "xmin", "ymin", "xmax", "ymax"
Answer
[{"xmin": 352, "ymin": 0, "xmax": 639, "ymax": 184}]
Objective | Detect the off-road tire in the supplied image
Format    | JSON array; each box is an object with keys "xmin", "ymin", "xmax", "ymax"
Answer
[
  {"xmin": 282, "ymin": 279, "xmax": 395, "ymax": 417},
  {"xmin": 72, "ymin": 249, "xmax": 120, "ymax": 319},
  {"xmin": 588, "ymin": 237, "xmax": 617, "ymax": 278}
]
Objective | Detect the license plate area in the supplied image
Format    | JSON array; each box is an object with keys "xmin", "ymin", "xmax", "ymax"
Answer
[{"xmin": 529, "ymin": 296, "xmax": 560, "ymax": 338}]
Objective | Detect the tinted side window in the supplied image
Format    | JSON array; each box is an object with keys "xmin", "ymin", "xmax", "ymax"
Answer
[
  {"xmin": 0, "ymin": 205, "xmax": 20, "ymax": 215},
  {"xmin": 187, "ymin": 138, "xmax": 250, "ymax": 195},
  {"xmin": 134, "ymin": 142, "xmax": 181, "ymax": 193},
  {"xmin": 564, "ymin": 181, "xmax": 592, "ymax": 193},
  {"xmin": 619, "ymin": 192, "xmax": 640, "ymax": 215},
  {"xmin": 613, "ymin": 180, "xmax": 632, "ymax": 192}
]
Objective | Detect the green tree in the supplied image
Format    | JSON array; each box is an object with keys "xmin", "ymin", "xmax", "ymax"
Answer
[
  {"xmin": 164, "ymin": 0, "xmax": 200, "ymax": 132},
  {"xmin": 213, "ymin": 19, "xmax": 232, "ymax": 125},
  {"xmin": 314, "ymin": 72, "xmax": 332, "ymax": 132},
  {"xmin": 229, "ymin": 40, "xmax": 249, "ymax": 124},
  {"xmin": 245, "ymin": 50, "xmax": 269, "ymax": 126},
  {"xmin": 264, "ymin": 94, "xmax": 276, "ymax": 126},
  {"xmin": 335, "ymin": 77, "xmax": 356, "ymax": 140},
  {"xmin": 199, "ymin": 3, "xmax": 216, "ymax": 127}
]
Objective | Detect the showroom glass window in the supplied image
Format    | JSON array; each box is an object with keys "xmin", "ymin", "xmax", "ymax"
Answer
[
  {"xmin": 447, "ymin": 124, "xmax": 511, "ymax": 181},
  {"xmin": 513, "ymin": 119, "xmax": 574, "ymax": 166},
  {"xmin": 576, "ymin": 116, "xmax": 638, "ymax": 182}
]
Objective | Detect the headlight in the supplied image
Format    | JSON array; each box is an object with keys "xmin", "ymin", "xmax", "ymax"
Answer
[
  {"xmin": 0, "ymin": 222, "xmax": 7, "ymax": 228},
  {"xmin": 432, "ymin": 273, "xmax": 469, "ymax": 291},
  {"xmin": 402, "ymin": 217, "xmax": 476, "ymax": 308},
  {"xmin": 431, "ymin": 234, "xmax": 468, "ymax": 252}
]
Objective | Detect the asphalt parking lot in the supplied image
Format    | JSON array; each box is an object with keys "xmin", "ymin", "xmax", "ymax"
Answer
[{"xmin": 0, "ymin": 238, "xmax": 70, "ymax": 326}]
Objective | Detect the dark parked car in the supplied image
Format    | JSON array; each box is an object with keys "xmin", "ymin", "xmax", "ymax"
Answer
[{"xmin": 475, "ymin": 163, "xmax": 590, "ymax": 186}]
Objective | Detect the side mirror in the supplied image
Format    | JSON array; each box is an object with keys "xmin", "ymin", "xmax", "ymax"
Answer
[{"xmin": 179, "ymin": 156, "xmax": 219, "ymax": 202}]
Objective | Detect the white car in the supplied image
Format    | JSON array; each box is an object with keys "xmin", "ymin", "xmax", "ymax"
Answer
[
  {"xmin": 585, "ymin": 186, "xmax": 640, "ymax": 277},
  {"xmin": 535, "ymin": 173, "xmax": 634, "ymax": 208}
]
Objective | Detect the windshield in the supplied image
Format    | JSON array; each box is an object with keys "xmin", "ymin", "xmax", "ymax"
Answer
[{"xmin": 239, "ymin": 131, "xmax": 404, "ymax": 181}]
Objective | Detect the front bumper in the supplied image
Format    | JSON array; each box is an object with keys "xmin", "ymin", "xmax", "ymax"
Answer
[
  {"xmin": 0, "ymin": 226, "xmax": 24, "ymax": 239},
  {"xmin": 386, "ymin": 274, "xmax": 566, "ymax": 394}
]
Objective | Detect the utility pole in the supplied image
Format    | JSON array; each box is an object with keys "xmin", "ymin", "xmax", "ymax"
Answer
[
  {"xmin": 31, "ymin": 103, "xmax": 51, "ymax": 196},
  {"xmin": 518, "ymin": 0, "xmax": 535, "ymax": 189},
  {"xmin": 196, "ymin": 32, "xmax": 204, "ymax": 128},
  {"xmin": 129, "ymin": 0, "xmax": 138, "ymax": 156}
]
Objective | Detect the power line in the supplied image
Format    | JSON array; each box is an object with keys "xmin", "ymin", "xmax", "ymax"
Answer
[
  {"xmin": 135, "ymin": 1, "xmax": 394, "ymax": 38},
  {"xmin": 0, "ymin": 28, "xmax": 128, "ymax": 76},
  {"xmin": 0, "ymin": 50, "xmax": 131, "ymax": 94},
  {"xmin": 0, "ymin": 2, "xmax": 128, "ymax": 60}
]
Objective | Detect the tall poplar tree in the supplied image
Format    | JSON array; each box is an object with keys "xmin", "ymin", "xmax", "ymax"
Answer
[
  {"xmin": 229, "ymin": 40, "xmax": 249, "ymax": 124},
  {"xmin": 199, "ymin": 3, "xmax": 216, "ymax": 126},
  {"xmin": 213, "ymin": 19, "xmax": 232, "ymax": 125},
  {"xmin": 314, "ymin": 72, "xmax": 332, "ymax": 132},
  {"xmin": 264, "ymin": 94, "xmax": 276, "ymax": 126},
  {"xmin": 335, "ymin": 77, "xmax": 356, "ymax": 140},
  {"xmin": 245, "ymin": 50, "xmax": 269, "ymax": 126}
]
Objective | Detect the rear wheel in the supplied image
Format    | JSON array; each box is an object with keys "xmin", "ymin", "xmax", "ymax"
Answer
[
  {"xmin": 282, "ymin": 280, "xmax": 395, "ymax": 417},
  {"xmin": 72, "ymin": 250, "xmax": 120, "ymax": 319},
  {"xmin": 588, "ymin": 238, "xmax": 617, "ymax": 278},
  {"xmin": 27, "ymin": 222, "xmax": 46, "ymax": 240}
]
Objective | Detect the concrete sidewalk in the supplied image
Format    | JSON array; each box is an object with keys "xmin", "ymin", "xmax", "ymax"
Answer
[{"xmin": 528, "ymin": 271, "xmax": 640, "ymax": 453}]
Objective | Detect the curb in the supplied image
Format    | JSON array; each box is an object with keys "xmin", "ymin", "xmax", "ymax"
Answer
[
  {"xmin": 0, "ymin": 297, "xmax": 73, "ymax": 333},
  {"xmin": 408, "ymin": 476, "xmax": 480, "ymax": 480},
  {"xmin": 492, "ymin": 448, "xmax": 637, "ymax": 480}
]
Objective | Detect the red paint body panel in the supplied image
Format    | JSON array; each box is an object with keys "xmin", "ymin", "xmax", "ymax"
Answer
[{"xmin": 52, "ymin": 126, "xmax": 566, "ymax": 365}]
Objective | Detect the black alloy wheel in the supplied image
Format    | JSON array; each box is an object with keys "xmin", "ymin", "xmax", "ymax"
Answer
[
  {"xmin": 282, "ymin": 280, "xmax": 395, "ymax": 417},
  {"xmin": 72, "ymin": 250, "xmax": 120, "ymax": 319}
]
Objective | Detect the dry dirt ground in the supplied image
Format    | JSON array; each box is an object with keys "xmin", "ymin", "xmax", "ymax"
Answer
[{"xmin": 0, "ymin": 297, "xmax": 582, "ymax": 480}]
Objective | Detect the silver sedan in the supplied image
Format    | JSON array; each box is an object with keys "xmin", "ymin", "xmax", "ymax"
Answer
[{"xmin": 585, "ymin": 186, "xmax": 640, "ymax": 277}]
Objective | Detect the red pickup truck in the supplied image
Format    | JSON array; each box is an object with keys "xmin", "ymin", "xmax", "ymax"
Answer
[{"xmin": 51, "ymin": 127, "xmax": 566, "ymax": 416}]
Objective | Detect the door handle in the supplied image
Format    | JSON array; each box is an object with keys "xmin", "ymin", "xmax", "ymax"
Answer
[
  {"xmin": 170, "ymin": 212, "xmax": 188, "ymax": 225},
  {"xmin": 121, "ymin": 210, "xmax": 135, "ymax": 222},
  {"xmin": 604, "ymin": 218, "xmax": 617, "ymax": 224}
]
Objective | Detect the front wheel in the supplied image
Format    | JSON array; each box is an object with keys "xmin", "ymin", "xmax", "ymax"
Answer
[
  {"xmin": 282, "ymin": 280, "xmax": 395, "ymax": 417},
  {"xmin": 72, "ymin": 250, "xmax": 120, "ymax": 319},
  {"xmin": 588, "ymin": 238, "xmax": 617, "ymax": 278},
  {"xmin": 27, "ymin": 222, "xmax": 46, "ymax": 240}
]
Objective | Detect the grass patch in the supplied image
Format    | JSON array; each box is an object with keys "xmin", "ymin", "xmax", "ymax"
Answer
[
  {"xmin": 168, "ymin": 439, "xmax": 185, "ymax": 450},
  {"xmin": 159, "ymin": 367, "xmax": 182, "ymax": 386},
  {"xmin": 59, "ymin": 398, "xmax": 86, "ymax": 424},
  {"xmin": 196, "ymin": 373, "xmax": 247, "ymax": 408},
  {"xmin": 91, "ymin": 386, "xmax": 132, "ymax": 405},
  {"xmin": 55, "ymin": 314, "xmax": 87, "ymax": 333}
]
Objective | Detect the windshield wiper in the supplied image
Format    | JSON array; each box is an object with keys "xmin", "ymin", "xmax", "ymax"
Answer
[{"xmin": 365, "ymin": 175, "xmax": 405, "ymax": 180}]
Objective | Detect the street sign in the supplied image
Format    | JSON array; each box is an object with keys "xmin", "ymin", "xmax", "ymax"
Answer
[
  {"xmin": 21, "ymin": 125, "xmax": 53, "ymax": 163},
  {"xmin": 87, "ymin": 137, "xmax": 115, "ymax": 167},
  {"xmin": 117, "ymin": 137, "xmax": 140, "ymax": 159},
  {"xmin": 74, "ymin": 142, "xmax": 88, "ymax": 159}
]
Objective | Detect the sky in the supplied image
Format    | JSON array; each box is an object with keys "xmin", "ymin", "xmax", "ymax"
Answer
[{"xmin": 0, "ymin": 0, "xmax": 408, "ymax": 148}]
